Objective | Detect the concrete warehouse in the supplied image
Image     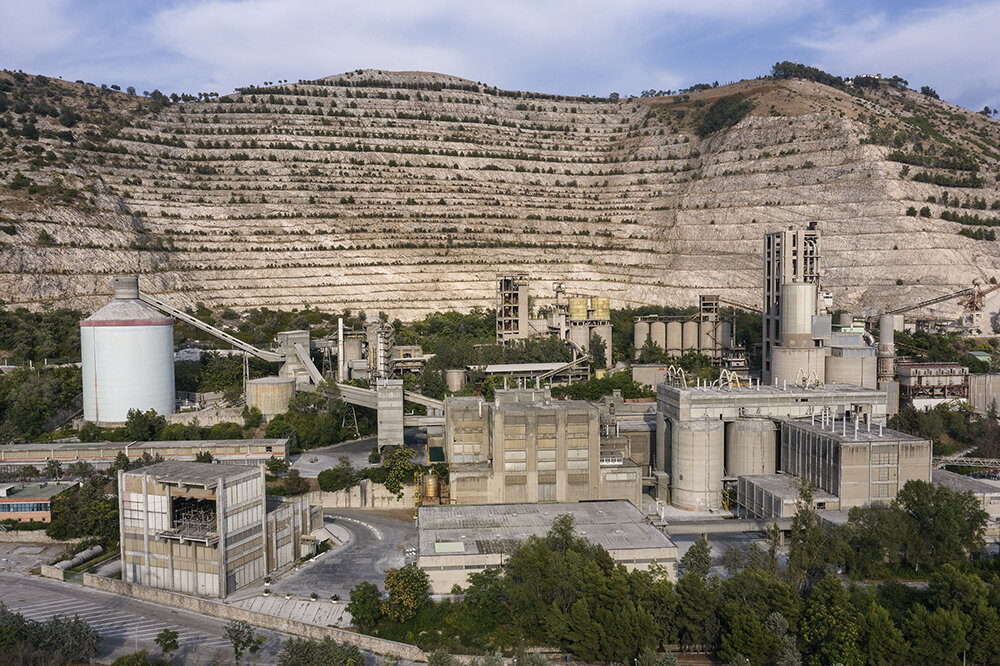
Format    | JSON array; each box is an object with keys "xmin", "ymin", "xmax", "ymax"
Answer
[
  {"xmin": 417, "ymin": 501, "xmax": 678, "ymax": 594},
  {"xmin": 119, "ymin": 461, "xmax": 319, "ymax": 598}
]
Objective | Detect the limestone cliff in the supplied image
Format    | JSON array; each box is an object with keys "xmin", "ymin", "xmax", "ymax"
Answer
[{"xmin": 2, "ymin": 69, "xmax": 999, "ymax": 319}]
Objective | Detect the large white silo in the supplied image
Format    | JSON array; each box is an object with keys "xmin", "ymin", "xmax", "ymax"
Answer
[{"xmin": 81, "ymin": 277, "xmax": 175, "ymax": 425}]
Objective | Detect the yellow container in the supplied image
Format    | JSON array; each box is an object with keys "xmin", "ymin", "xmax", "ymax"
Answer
[
  {"xmin": 593, "ymin": 297, "xmax": 610, "ymax": 320},
  {"xmin": 569, "ymin": 297, "xmax": 588, "ymax": 321}
]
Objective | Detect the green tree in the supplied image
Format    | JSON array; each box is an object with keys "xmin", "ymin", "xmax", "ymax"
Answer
[
  {"xmin": 675, "ymin": 571, "xmax": 721, "ymax": 650},
  {"xmin": 382, "ymin": 563, "xmax": 430, "ymax": 622},
  {"xmin": 242, "ymin": 405, "xmax": 263, "ymax": 429},
  {"xmin": 78, "ymin": 421, "xmax": 102, "ymax": 442},
  {"xmin": 346, "ymin": 581, "xmax": 383, "ymax": 629},
  {"xmin": 276, "ymin": 636, "xmax": 364, "ymax": 665},
  {"xmin": 381, "ymin": 446, "xmax": 416, "ymax": 498},
  {"xmin": 154, "ymin": 628, "xmax": 179, "ymax": 661},
  {"xmin": 194, "ymin": 451, "xmax": 214, "ymax": 463},
  {"xmin": 44, "ymin": 459, "xmax": 62, "ymax": 479},
  {"xmin": 265, "ymin": 456, "xmax": 288, "ymax": 475},
  {"xmin": 589, "ymin": 332, "xmax": 607, "ymax": 368},
  {"xmin": 224, "ymin": 620, "xmax": 265, "ymax": 666},
  {"xmin": 317, "ymin": 455, "xmax": 356, "ymax": 492},
  {"xmin": 680, "ymin": 536, "xmax": 712, "ymax": 578},
  {"xmin": 787, "ymin": 483, "xmax": 833, "ymax": 588},
  {"xmin": 282, "ymin": 469, "xmax": 309, "ymax": 495},
  {"xmin": 856, "ymin": 601, "xmax": 906, "ymax": 666},
  {"xmin": 902, "ymin": 605, "xmax": 966, "ymax": 665},
  {"xmin": 124, "ymin": 408, "xmax": 166, "ymax": 441},
  {"xmin": 799, "ymin": 574, "xmax": 861, "ymax": 666},
  {"xmin": 895, "ymin": 480, "xmax": 988, "ymax": 570},
  {"xmin": 110, "ymin": 451, "xmax": 132, "ymax": 474},
  {"xmin": 110, "ymin": 651, "xmax": 153, "ymax": 665}
]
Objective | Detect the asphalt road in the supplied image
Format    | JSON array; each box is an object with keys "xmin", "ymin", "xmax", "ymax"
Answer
[
  {"xmin": 290, "ymin": 428, "xmax": 426, "ymax": 478},
  {"xmin": 270, "ymin": 509, "xmax": 417, "ymax": 598},
  {"xmin": 0, "ymin": 573, "xmax": 289, "ymax": 665}
]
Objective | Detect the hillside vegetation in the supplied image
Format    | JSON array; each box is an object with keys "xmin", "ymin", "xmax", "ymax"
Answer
[{"xmin": 2, "ymin": 66, "xmax": 1000, "ymax": 318}]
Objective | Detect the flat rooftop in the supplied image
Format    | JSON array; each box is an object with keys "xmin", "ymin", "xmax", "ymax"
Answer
[
  {"xmin": 933, "ymin": 469, "xmax": 1000, "ymax": 495},
  {"xmin": 783, "ymin": 418, "xmax": 927, "ymax": 445},
  {"xmin": 418, "ymin": 500, "xmax": 674, "ymax": 556},
  {"xmin": 0, "ymin": 481, "xmax": 79, "ymax": 501},
  {"xmin": 740, "ymin": 474, "xmax": 838, "ymax": 503},
  {"xmin": 472, "ymin": 362, "xmax": 566, "ymax": 373},
  {"xmin": 125, "ymin": 461, "xmax": 259, "ymax": 487},
  {"xmin": 662, "ymin": 382, "xmax": 885, "ymax": 399},
  {"xmin": 4, "ymin": 438, "xmax": 288, "ymax": 452}
]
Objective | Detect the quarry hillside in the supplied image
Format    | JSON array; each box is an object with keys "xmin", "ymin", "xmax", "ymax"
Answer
[{"xmin": 2, "ymin": 68, "xmax": 1000, "ymax": 319}]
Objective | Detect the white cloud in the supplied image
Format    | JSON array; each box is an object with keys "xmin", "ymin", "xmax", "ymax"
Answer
[
  {"xmin": 797, "ymin": 1, "xmax": 1000, "ymax": 109},
  {"xmin": 0, "ymin": 0, "xmax": 78, "ymax": 65},
  {"xmin": 144, "ymin": 0, "xmax": 810, "ymax": 95}
]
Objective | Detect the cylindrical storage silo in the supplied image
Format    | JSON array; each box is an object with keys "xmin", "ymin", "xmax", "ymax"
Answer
[
  {"xmin": 569, "ymin": 325, "xmax": 590, "ymax": 351},
  {"xmin": 720, "ymin": 321, "xmax": 733, "ymax": 349},
  {"xmin": 650, "ymin": 321, "xmax": 666, "ymax": 350},
  {"xmin": 670, "ymin": 418, "xmax": 724, "ymax": 510},
  {"xmin": 666, "ymin": 321, "xmax": 683, "ymax": 356},
  {"xmin": 445, "ymin": 369, "xmax": 466, "ymax": 392},
  {"xmin": 634, "ymin": 320, "xmax": 650, "ymax": 355},
  {"xmin": 593, "ymin": 297, "xmax": 611, "ymax": 320},
  {"xmin": 81, "ymin": 278, "xmax": 175, "ymax": 426},
  {"xmin": 779, "ymin": 282, "xmax": 816, "ymax": 347},
  {"xmin": 682, "ymin": 321, "xmax": 699, "ymax": 350},
  {"xmin": 569, "ymin": 298, "xmax": 588, "ymax": 321},
  {"xmin": 725, "ymin": 419, "xmax": 777, "ymax": 477},
  {"xmin": 771, "ymin": 347, "xmax": 826, "ymax": 387},
  {"xmin": 246, "ymin": 376, "xmax": 296, "ymax": 417}
]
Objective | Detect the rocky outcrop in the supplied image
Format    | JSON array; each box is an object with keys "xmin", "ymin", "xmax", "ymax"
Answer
[{"xmin": 2, "ymin": 70, "xmax": 999, "ymax": 319}]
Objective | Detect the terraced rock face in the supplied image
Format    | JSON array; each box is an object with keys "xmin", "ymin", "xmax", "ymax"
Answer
[{"xmin": 2, "ymin": 69, "xmax": 1000, "ymax": 319}]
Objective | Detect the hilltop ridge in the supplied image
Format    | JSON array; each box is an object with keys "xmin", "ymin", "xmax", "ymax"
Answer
[{"xmin": 1, "ymin": 67, "xmax": 1000, "ymax": 319}]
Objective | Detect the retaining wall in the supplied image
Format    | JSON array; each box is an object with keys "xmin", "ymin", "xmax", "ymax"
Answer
[
  {"xmin": 310, "ymin": 479, "xmax": 415, "ymax": 509},
  {"xmin": 0, "ymin": 531, "xmax": 82, "ymax": 545},
  {"xmin": 81, "ymin": 574, "xmax": 425, "ymax": 661}
]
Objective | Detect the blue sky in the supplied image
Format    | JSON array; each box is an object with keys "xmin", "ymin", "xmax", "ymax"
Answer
[{"xmin": 1, "ymin": 0, "xmax": 998, "ymax": 112}]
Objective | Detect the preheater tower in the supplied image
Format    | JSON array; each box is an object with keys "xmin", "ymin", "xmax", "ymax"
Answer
[{"xmin": 81, "ymin": 276, "xmax": 175, "ymax": 425}]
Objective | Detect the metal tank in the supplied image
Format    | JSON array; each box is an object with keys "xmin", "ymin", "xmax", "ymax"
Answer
[
  {"xmin": 246, "ymin": 376, "xmax": 295, "ymax": 417},
  {"xmin": 682, "ymin": 321, "xmax": 699, "ymax": 351},
  {"xmin": 81, "ymin": 276, "xmax": 175, "ymax": 425},
  {"xmin": 592, "ymin": 297, "xmax": 611, "ymax": 320},
  {"xmin": 568, "ymin": 297, "xmax": 588, "ymax": 321},
  {"xmin": 633, "ymin": 321, "xmax": 650, "ymax": 353},
  {"xmin": 779, "ymin": 282, "xmax": 816, "ymax": 347},
  {"xmin": 445, "ymin": 369, "xmax": 466, "ymax": 392},
  {"xmin": 666, "ymin": 321, "xmax": 683, "ymax": 356},
  {"xmin": 725, "ymin": 419, "xmax": 777, "ymax": 477},
  {"xmin": 670, "ymin": 418, "xmax": 724, "ymax": 511},
  {"xmin": 423, "ymin": 474, "xmax": 440, "ymax": 500},
  {"xmin": 650, "ymin": 321, "xmax": 666, "ymax": 349}
]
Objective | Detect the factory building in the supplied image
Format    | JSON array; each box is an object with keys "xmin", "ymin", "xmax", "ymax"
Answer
[
  {"xmin": 444, "ymin": 389, "xmax": 642, "ymax": 506},
  {"xmin": 736, "ymin": 474, "xmax": 839, "ymax": 519},
  {"xmin": 494, "ymin": 274, "xmax": 613, "ymax": 368},
  {"xmin": 896, "ymin": 362, "xmax": 969, "ymax": 410},
  {"xmin": 0, "ymin": 481, "xmax": 79, "ymax": 523},
  {"xmin": 655, "ymin": 381, "xmax": 896, "ymax": 510},
  {"xmin": 779, "ymin": 420, "xmax": 931, "ymax": 508},
  {"xmin": 417, "ymin": 501, "xmax": 678, "ymax": 593},
  {"xmin": 0, "ymin": 439, "xmax": 288, "ymax": 471},
  {"xmin": 119, "ymin": 462, "xmax": 319, "ymax": 598},
  {"xmin": 81, "ymin": 276, "xmax": 175, "ymax": 425}
]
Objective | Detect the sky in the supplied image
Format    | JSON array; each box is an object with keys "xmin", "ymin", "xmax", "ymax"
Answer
[{"xmin": 0, "ymin": 0, "xmax": 998, "ymax": 112}]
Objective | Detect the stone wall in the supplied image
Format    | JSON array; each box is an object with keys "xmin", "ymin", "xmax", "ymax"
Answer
[
  {"xmin": 81, "ymin": 573, "xmax": 425, "ymax": 660},
  {"xmin": 0, "ymin": 531, "xmax": 81, "ymax": 545},
  {"xmin": 310, "ymin": 479, "xmax": 416, "ymax": 509}
]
